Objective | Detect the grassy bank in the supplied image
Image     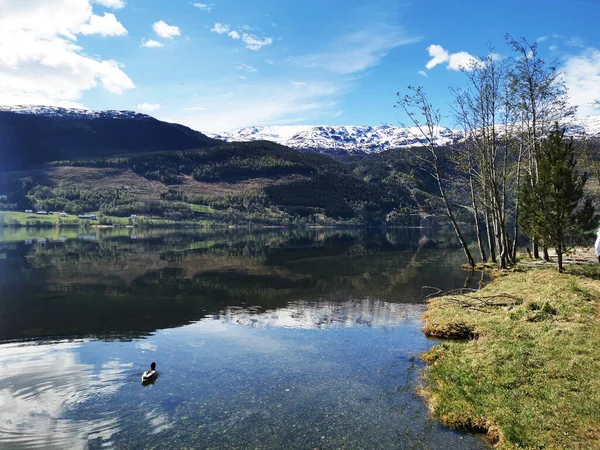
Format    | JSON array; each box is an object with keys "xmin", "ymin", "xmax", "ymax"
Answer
[{"xmin": 421, "ymin": 265, "xmax": 600, "ymax": 449}]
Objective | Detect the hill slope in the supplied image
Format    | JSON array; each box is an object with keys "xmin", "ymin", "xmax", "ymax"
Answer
[
  {"xmin": 0, "ymin": 141, "xmax": 419, "ymax": 226},
  {"xmin": 0, "ymin": 106, "xmax": 217, "ymax": 170}
]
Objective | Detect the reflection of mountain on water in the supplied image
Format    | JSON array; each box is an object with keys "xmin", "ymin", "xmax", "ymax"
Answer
[
  {"xmin": 0, "ymin": 228, "xmax": 481, "ymax": 342},
  {"xmin": 209, "ymin": 299, "xmax": 426, "ymax": 330}
]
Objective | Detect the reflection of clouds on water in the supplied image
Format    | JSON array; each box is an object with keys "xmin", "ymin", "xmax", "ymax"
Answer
[
  {"xmin": 145, "ymin": 409, "xmax": 173, "ymax": 434},
  {"xmin": 206, "ymin": 299, "xmax": 426, "ymax": 330},
  {"xmin": 0, "ymin": 342, "xmax": 129, "ymax": 449},
  {"xmin": 136, "ymin": 341, "xmax": 158, "ymax": 352},
  {"xmin": 177, "ymin": 320, "xmax": 286, "ymax": 352}
]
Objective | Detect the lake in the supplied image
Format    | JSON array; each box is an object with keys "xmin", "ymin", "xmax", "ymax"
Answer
[{"xmin": 0, "ymin": 227, "xmax": 489, "ymax": 449}]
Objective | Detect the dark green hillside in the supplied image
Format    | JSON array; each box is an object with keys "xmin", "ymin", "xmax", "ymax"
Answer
[
  {"xmin": 0, "ymin": 141, "xmax": 419, "ymax": 226},
  {"xmin": 0, "ymin": 110, "xmax": 216, "ymax": 170}
]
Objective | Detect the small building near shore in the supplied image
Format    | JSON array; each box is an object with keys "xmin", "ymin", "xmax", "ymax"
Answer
[
  {"xmin": 37, "ymin": 210, "xmax": 47, "ymax": 215},
  {"xmin": 77, "ymin": 214, "xmax": 97, "ymax": 220}
]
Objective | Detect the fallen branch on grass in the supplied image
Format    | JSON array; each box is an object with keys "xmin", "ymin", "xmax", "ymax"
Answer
[{"xmin": 423, "ymin": 286, "xmax": 523, "ymax": 311}]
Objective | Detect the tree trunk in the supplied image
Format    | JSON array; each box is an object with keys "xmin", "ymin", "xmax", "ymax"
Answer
[
  {"xmin": 543, "ymin": 246, "xmax": 550, "ymax": 262},
  {"xmin": 438, "ymin": 177, "xmax": 475, "ymax": 267},
  {"xmin": 533, "ymin": 239, "xmax": 540, "ymax": 259},
  {"xmin": 485, "ymin": 210, "xmax": 497, "ymax": 263},
  {"xmin": 556, "ymin": 246, "xmax": 563, "ymax": 273},
  {"xmin": 470, "ymin": 176, "xmax": 486, "ymax": 262}
]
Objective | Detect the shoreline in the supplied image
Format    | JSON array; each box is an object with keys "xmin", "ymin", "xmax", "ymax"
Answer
[{"xmin": 419, "ymin": 260, "xmax": 600, "ymax": 448}]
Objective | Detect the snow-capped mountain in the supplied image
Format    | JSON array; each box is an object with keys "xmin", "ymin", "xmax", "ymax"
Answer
[
  {"xmin": 209, "ymin": 124, "xmax": 463, "ymax": 154},
  {"xmin": 0, "ymin": 105, "xmax": 152, "ymax": 121},
  {"xmin": 209, "ymin": 117, "xmax": 600, "ymax": 155}
]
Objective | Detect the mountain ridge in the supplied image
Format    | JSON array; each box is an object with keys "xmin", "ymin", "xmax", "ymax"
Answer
[{"xmin": 209, "ymin": 116, "xmax": 600, "ymax": 155}]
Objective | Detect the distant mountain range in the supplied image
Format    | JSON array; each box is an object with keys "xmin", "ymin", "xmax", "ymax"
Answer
[
  {"xmin": 0, "ymin": 105, "xmax": 216, "ymax": 170},
  {"xmin": 2, "ymin": 105, "xmax": 600, "ymax": 170},
  {"xmin": 209, "ymin": 117, "xmax": 600, "ymax": 156},
  {"xmin": 209, "ymin": 124, "xmax": 462, "ymax": 155}
]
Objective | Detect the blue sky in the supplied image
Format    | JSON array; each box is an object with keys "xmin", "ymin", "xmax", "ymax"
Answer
[{"xmin": 2, "ymin": 0, "xmax": 600, "ymax": 132}]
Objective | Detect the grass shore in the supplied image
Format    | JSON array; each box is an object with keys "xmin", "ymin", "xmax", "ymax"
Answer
[{"xmin": 421, "ymin": 263, "xmax": 600, "ymax": 449}]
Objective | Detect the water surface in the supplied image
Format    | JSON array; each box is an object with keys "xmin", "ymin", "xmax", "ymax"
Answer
[{"xmin": 0, "ymin": 228, "xmax": 488, "ymax": 449}]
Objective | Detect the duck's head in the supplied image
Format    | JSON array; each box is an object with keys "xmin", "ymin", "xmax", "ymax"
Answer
[{"xmin": 151, "ymin": 362, "xmax": 156, "ymax": 371}]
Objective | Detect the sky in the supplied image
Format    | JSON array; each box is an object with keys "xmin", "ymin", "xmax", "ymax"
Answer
[{"xmin": 1, "ymin": 0, "xmax": 600, "ymax": 133}]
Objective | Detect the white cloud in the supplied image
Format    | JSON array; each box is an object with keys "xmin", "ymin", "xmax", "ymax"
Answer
[
  {"xmin": 425, "ymin": 44, "xmax": 449, "ymax": 69},
  {"xmin": 241, "ymin": 33, "xmax": 273, "ymax": 51},
  {"xmin": 94, "ymin": 0, "xmax": 125, "ymax": 9},
  {"xmin": 211, "ymin": 23, "xmax": 273, "ymax": 51},
  {"xmin": 153, "ymin": 20, "xmax": 181, "ymax": 39},
  {"xmin": 0, "ymin": 0, "xmax": 134, "ymax": 107},
  {"xmin": 562, "ymin": 48, "xmax": 600, "ymax": 116},
  {"xmin": 79, "ymin": 13, "xmax": 127, "ymax": 36},
  {"xmin": 141, "ymin": 39, "xmax": 163, "ymax": 48},
  {"xmin": 448, "ymin": 51, "xmax": 480, "ymax": 71},
  {"xmin": 183, "ymin": 106, "xmax": 207, "ymax": 111},
  {"xmin": 193, "ymin": 3, "xmax": 212, "ymax": 11},
  {"xmin": 211, "ymin": 23, "xmax": 230, "ymax": 34},
  {"xmin": 237, "ymin": 75, "xmax": 247, "ymax": 80},
  {"xmin": 137, "ymin": 103, "xmax": 160, "ymax": 111},
  {"xmin": 237, "ymin": 63, "xmax": 257, "ymax": 72},
  {"xmin": 418, "ymin": 70, "xmax": 428, "ymax": 77},
  {"xmin": 425, "ymin": 44, "xmax": 480, "ymax": 71},
  {"xmin": 265, "ymin": 59, "xmax": 273, "ymax": 64},
  {"xmin": 289, "ymin": 27, "xmax": 419, "ymax": 74}
]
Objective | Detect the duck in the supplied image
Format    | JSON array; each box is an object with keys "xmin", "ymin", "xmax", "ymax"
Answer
[{"xmin": 142, "ymin": 362, "xmax": 158, "ymax": 383}]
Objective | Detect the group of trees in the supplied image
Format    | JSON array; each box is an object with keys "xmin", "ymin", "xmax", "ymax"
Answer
[{"xmin": 398, "ymin": 35, "xmax": 598, "ymax": 271}]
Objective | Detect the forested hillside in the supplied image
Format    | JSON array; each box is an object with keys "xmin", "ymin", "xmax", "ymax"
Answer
[{"xmin": 0, "ymin": 141, "xmax": 422, "ymax": 226}]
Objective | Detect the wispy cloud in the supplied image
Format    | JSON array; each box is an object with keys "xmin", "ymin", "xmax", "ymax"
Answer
[
  {"xmin": 425, "ymin": 44, "xmax": 480, "ymax": 71},
  {"xmin": 288, "ymin": 26, "xmax": 420, "ymax": 74},
  {"xmin": 153, "ymin": 20, "xmax": 181, "ymax": 39},
  {"xmin": 211, "ymin": 23, "xmax": 230, "ymax": 34},
  {"xmin": 137, "ymin": 103, "xmax": 160, "ymax": 111},
  {"xmin": 237, "ymin": 63, "xmax": 258, "ymax": 72},
  {"xmin": 211, "ymin": 23, "xmax": 273, "ymax": 51},
  {"xmin": 241, "ymin": 34, "xmax": 273, "ymax": 51},
  {"xmin": 166, "ymin": 80, "xmax": 348, "ymax": 132},
  {"xmin": 142, "ymin": 39, "xmax": 163, "ymax": 48},
  {"xmin": 418, "ymin": 70, "xmax": 428, "ymax": 77},
  {"xmin": 193, "ymin": 3, "xmax": 213, "ymax": 12}
]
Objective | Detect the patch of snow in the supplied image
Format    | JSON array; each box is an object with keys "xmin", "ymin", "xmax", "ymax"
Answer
[{"xmin": 0, "ymin": 105, "xmax": 153, "ymax": 121}]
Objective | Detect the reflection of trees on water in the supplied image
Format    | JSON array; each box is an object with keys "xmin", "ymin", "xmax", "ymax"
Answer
[{"xmin": 0, "ymin": 228, "xmax": 478, "ymax": 342}]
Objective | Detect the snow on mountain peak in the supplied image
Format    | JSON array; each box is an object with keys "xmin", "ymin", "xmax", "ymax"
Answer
[
  {"xmin": 209, "ymin": 124, "xmax": 462, "ymax": 154},
  {"xmin": 209, "ymin": 117, "xmax": 600, "ymax": 155},
  {"xmin": 0, "ymin": 105, "xmax": 152, "ymax": 121}
]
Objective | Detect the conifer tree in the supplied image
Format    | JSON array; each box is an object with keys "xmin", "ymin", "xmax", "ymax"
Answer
[{"xmin": 519, "ymin": 124, "xmax": 597, "ymax": 272}]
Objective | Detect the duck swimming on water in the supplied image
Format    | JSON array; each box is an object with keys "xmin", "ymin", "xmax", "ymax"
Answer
[{"xmin": 142, "ymin": 362, "xmax": 158, "ymax": 383}]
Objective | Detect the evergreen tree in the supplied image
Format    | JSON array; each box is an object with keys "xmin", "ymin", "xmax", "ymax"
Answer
[{"xmin": 519, "ymin": 124, "xmax": 598, "ymax": 272}]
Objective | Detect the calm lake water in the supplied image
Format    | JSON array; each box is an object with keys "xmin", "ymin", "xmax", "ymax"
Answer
[{"xmin": 0, "ymin": 227, "xmax": 489, "ymax": 449}]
